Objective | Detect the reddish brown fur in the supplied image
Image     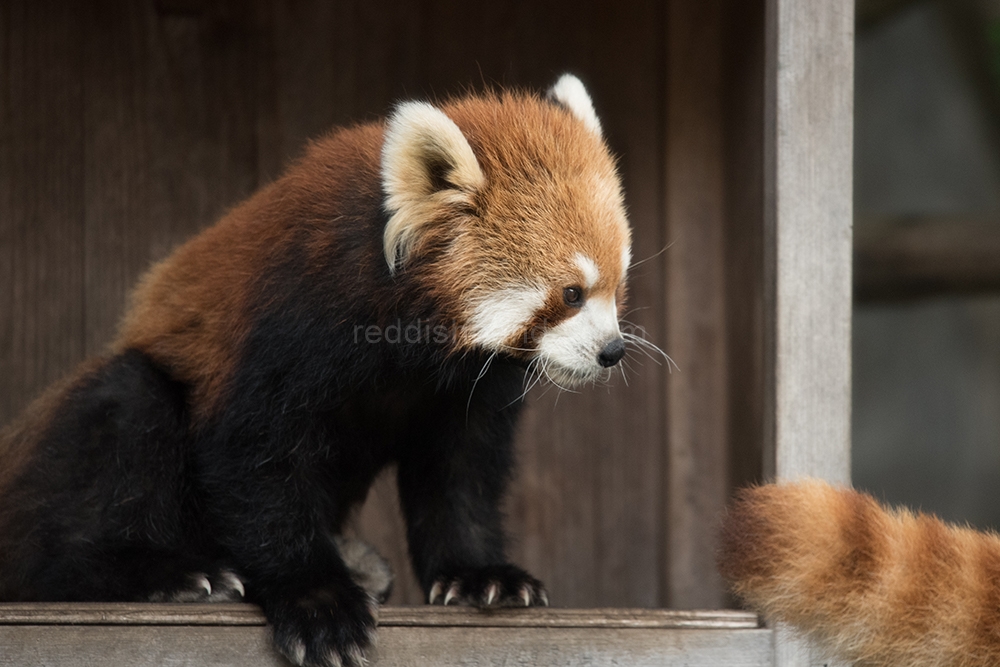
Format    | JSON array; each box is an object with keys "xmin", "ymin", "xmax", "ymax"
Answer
[
  {"xmin": 111, "ymin": 91, "xmax": 628, "ymax": 417},
  {"xmin": 719, "ymin": 480, "xmax": 1000, "ymax": 666},
  {"xmin": 413, "ymin": 92, "xmax": 629, "ymax": 345},
  {"xmin": 114, "ymin": 125, "xmax": 386, "ymax": 421}
]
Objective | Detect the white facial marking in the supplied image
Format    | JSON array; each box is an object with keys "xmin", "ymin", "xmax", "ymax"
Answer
[
  {"xmin": 468, "ymin": 285, "xmax": 548, "ymax": 349},
  {"xmin": 537, "ymin": 296, "xmax": 620, "ymax": 383},
  {"xmin": 621, "ymin": 246, "xmax": 632, "ymax": 280},
  {"xmin": 574, "ymin": 253, "xmax": 600, "ymax": 289},
  {"xmin": 547, "ymin": 74, "xmax": 603, "ymax": 137}
]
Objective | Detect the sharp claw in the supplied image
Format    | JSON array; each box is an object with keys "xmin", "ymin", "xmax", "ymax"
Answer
[
  {"xmin": 539, "ymin": 589, "xmax": 549, "ymax": 607},
  {"xmin": 520, "ymin": 586, "xmax": 531, "ymax": 607},
  {"xmin": 444, "ymin": 582, "xmax": 460, "ymax": 606},
  {"xmin": 197, "ymin": 575, "xmax": 212, "ymax": 597},
  {"xmin": 485, "ymin": 582, "xmax": 499, "ymax": 606},
  {"xmin": 221, "ymin": 571, "xmax": 245, "ymax": 598},
  {"xmin": 429, "ymin": 581, "xmax": 443, "ymax": 605}
]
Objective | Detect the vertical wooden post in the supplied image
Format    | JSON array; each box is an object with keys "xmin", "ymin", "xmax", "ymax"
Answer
[
  {"xmin": 664, "ymin": 0, "xmax": 730, "ymax": 610},
  {"xmin": 763, "ymin": 0, "xmax": 853, "ymax": 663},
  {"xmin": 763, "ymin": 0, "xmax": 853, "ymax": 486}
]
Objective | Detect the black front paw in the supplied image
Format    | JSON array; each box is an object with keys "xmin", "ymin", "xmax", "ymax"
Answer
[
  {"xmin": 267, "ymin": 583, "xmax": 378, "ymax": 667},
  {"xmin": 427, "ymin": 564, "xmax": 548, "ymax": 608}
]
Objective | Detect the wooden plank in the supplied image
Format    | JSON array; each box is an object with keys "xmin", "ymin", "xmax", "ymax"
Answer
[
  {"xmin": 0, "ymin": 626, "xmax": 281, "ymax": 667},
  {"xmin": 0, "ymin": 0, "xmax": 86, "ymax": 426},
  {"xmin": 0, "ymin": 605, "xmax": 768, "ymax": 667},
  {"xmin": 764, "ymin": 0, "xmax": 853, "ymax": 665},
  {"xmin": 82, "ymin": 1, "xmax": 153, "ymax": 357},
  {"xmin": 253, "ymin": 0, "xmax": 332, "ymax": 182},
  {"xmin": 143, "ymin": 0, "xmax": 259, "ymax": 255},
  {"xmin": 0, "ymin": 603, "xmax": 266, "ymax": 626},
  {"xmin": 370, "ymin": 626, "xmax": 773, "ymax": 667},
  {"xmin": 721, "ymin": 0, "xmax": 767, "ymax": 502},
  {"xmin": 854, "ymin": 216, "xmax": 1000, "ymax": 301},
  {"xmin": 763, "ymin": 0, "xmax": 853, "ymax": 485},
  {"xmin": 0, "ymin": 603, "xmax": 760, "ymax": 629},
  {"xmin": 663, "ymin": 0, "xmax": 730, "ymax": 610},
  {"xmin": 584, "ymin": 0, "xmax": 667, "ymax": 612},
  {"xmin": 0, "ymin": 625, "xmax": 773, "ymax": 667}
]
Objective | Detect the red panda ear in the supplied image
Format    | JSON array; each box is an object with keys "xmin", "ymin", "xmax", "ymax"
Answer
[
  {"xmin": 381, "ymin": 101, "xmax": 484, "ymax": 274},
  {"xmin": 547, "ymin": 74, "xmax": 603, "ymax": 137}
]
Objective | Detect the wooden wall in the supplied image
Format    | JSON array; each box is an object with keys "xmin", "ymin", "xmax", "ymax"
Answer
[{"xmin": 0, "ymin": 0, "xmax": 765, "ymax": 609}]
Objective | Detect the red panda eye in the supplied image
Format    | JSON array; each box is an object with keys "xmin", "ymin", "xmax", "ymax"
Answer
[{"xmin": 563, "ymin": 286, "xmax": 584, "ymax": 308}]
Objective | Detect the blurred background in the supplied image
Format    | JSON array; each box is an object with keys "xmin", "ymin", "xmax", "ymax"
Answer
[{"xmin": 853, "ymin": 0, "xmax": 1000, "ymax": 528}]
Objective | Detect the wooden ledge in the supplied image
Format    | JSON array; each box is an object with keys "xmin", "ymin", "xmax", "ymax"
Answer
[
  {"xmin": 0, "ymin": 604, "xmax": 770, "ymax": 666},
  {"xmin": 0, "ymin": 602, "xmax": 759, "ymax": 629}
]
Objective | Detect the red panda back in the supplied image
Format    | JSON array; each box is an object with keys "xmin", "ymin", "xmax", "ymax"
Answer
[{"xmin": 112, "ymin": 124, "xmax": 385, "ymax": 421}]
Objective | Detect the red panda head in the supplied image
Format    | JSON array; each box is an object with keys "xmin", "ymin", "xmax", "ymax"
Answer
[{"xmin": 381, "ymin": 74, "xmax": 632, "ymax": 387}]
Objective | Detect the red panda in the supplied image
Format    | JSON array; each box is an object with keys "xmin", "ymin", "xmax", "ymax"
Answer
[
  {"xmin": 718, "ymin": 480, "xmax": 1000, "ymax": 667},
  {"xmin": 0, "ymin": 75, "xmax": 633, "ymax": 667}
]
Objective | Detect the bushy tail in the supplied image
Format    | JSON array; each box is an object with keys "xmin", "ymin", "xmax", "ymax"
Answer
[{"xmin": 718, "ymin": 480, "xmax": 1000, "ymax": 667}]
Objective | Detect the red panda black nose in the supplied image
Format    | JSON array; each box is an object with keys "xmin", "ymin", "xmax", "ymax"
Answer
[{"xmin": 597, "ymin": 338, "xmax": 626, "ymax": 367}]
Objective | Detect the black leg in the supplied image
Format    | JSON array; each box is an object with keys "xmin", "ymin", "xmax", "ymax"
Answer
[
  {"xmin": 0, "ymin": 350, "xmax": 233, "ymax": 603},
  {"xmin": 396, "ymin": 363, "xmax": 548, "ymax": 608},
  {"xmin": 196, "ymin": 421, "xmax": 379, "ymax": 667}
]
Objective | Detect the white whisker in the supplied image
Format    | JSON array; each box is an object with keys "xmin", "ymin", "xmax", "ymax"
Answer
[
  {"xmin": 621, "ymin": 331, "xmax": 679, "ymax": 373},
  {"xmin": 628, "ymin": 241, "xmax": 675, "ymax": 270},
  {"xmin": 466, "ymin": 351, "xmax": 498, "ymax": 419}
]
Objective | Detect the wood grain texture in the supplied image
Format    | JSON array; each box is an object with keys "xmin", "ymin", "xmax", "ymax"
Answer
[
  {"xmin": 0, "ymin": 0, "xmax": 86, "ymax": 423},
  {"xmin": 722, "ymin": 0, "xmax": 767, "ymax": 501},
  {"xmin": 82, "ymin": 1, "xmax": 152, "ymax": 357},
  {"xmin": 368, "ymin": 626, "xmax": 773, "ymax": 667},
  {"xmin": 663, "ymin": 0, "xmax": 730, "ymax": 610},
  {"xmin": 583, "ymin": 0, "xmax": 667, "ymax": 612},
  {"xmin": 0, "ymin": 605, "xmax": 766, "ymax": 667},
  {"xmin": 0, "ymin": 626, "xmax": 282, "ymax": 667},
  {"xmin": 763, "ymin": 0, "xmax": 854, "ymax": 665},
  {"xmin": 0, "ymin": 625, "xmax": 773, "ymax": 667},
  {"xmin": 763, "ymin": 0, "xmax": 853, "ymax": 486},
  {"xmin": 0, "ymin": 603, "xmax": 759, "ymax": 629}
]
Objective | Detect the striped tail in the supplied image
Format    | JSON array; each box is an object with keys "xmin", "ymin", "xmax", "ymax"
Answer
[{"xmin": 718, "ymin": 479, "xmax": 1000, "ymax": 667}]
